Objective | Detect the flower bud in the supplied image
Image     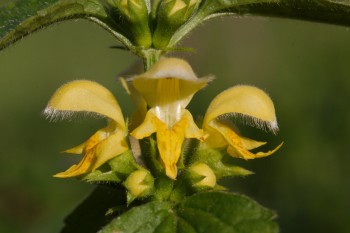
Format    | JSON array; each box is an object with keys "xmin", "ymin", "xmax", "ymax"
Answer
[
  {"xmin": 153, "ymin": 0, "xmax": 201, "ymax": 49},
  {"xmin": 188, "ymin": 163, "xmax": 216, "ymax": 190},
  {"xmin": 124, "ymin": 169, "xmax": 154, "ymax": 203},
  {"xmin": 108, "ymin": 0, "xmax": 152, "ymax": 47}
]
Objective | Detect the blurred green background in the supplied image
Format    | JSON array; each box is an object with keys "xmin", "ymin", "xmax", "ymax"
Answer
[{"xmin": 1, "ymin": 16, "xmax": 350, "ymax": 233}]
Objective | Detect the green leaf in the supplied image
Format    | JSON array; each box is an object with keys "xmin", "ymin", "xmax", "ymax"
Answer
[
  {"xmin": 99, "ymin": 201, "xmax": 174, "ymax": 233},
  {"xmin": 100, "ymin": 191, "xmax": 278, "ymax": 233},
  {"xmin": 61, "ymin": 185, "xmax": 127, "ymax": 233},
  {"xmin": 169, "ymin": 0, "xmax": 350, "ymax": 48},
  {"xmin": 0, "ymin": 0, "xmax": 60, "ymax": 39},
  {"xmin": 177, "ymin": 192, "xmax": 278, "ymax": 233},
  {"xmin": 0, "ymin": 0, "xmax": 136, "ymax": 52}
]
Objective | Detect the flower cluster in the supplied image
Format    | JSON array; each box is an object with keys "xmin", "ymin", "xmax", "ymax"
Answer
[{"xmin": 44, "ymin": 57, "xmax": 282, "ymax": 200}]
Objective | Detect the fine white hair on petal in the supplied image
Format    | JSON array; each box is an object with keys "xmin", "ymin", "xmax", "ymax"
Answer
[
  {"xmin": 218, "ymin": 112, "xmax": 279, "ymax": 134},
  {"xmin": 42, "ymin": 107, "xmax": 105, "ymax": 122}
]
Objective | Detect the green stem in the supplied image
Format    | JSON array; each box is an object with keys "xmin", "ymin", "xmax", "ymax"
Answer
[{"xmin": 141, "ymin": 48, "xmax": 163, "ymax": 71}]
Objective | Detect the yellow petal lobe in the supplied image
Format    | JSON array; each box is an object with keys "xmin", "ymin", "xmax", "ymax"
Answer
[
  {"xmin": 131, "ymin": 109, "xmax": 206, "ymax": 179},
  {"xmin": 212, "ymin": 121, "xmax": 282, "ymax": 160},
  {"xmin": 54, "ymin": 127, "xmax": 128, "ymax": 178},
  {"xmin": 64, "ymin": 142, "xmax": 86, "ymax": 154},
  {"xmin": 182, "ymin": 109, "xmax": 208, "ymax": 140},
  {"xmin": 54, "ymin": 149, "xmax": 96, "ymax": 178},
  {"xmin": 155, "ymin": 116, "xmax": 187, "ymax": 180},
  {"xmin": 130, "ymin": 110, "xmax": 158, "ymax": 139},
  {"xmin": 92, "ymin": 130, "xmax": 129, "ymax": 170},
  {"xmin": 240, "ymin": 136, "xmax": 267, "ymax": 150},
  {"xmin": 227, "ymin": 142, "xmax": 283, "ymax": 160}
]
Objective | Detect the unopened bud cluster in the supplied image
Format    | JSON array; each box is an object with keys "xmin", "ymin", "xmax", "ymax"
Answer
[
  {"xmin": 106, "ymin": 0, "xmax": 200, "ymax": 49},
  {"xmin": 108, "ymin": 0, "xmax": 152, "ymax": 47},
  {"xmin": 153, "ymin": 0, "xmax": 201, "ymax": 48},
  {"xmin": 124, "ymin": 169, "xmax": 154, "ymax": 204}
]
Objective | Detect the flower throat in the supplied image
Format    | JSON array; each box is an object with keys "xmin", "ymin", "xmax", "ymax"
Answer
[{"xmin": 155, "ymin": 78, "xmax": 181, "ymax": 128}]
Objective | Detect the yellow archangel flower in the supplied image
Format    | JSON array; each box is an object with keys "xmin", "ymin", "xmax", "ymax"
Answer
[
  {"xmin": 203, "ymin": 85, "xmax": 283, "ymax": 160},
  {"xmin": 129, "ymin": 58, "xmax": 212, "ymax": 179},
  {"xmin": 43, "ymin": 80, "xmax": 129, "ymax": 178}
]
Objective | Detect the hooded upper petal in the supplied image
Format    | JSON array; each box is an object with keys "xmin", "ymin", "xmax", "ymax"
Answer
[
  {"xmin": 44, "ymin": 80, "xmax": 128, "ymax": 177},
  {"xmin": 132, "ymin": 57, "xmax": 213, "ymax": 110},
  {"xmin": 44, "ymin": 80, "xmax": 126, "ymax": 131},
  {"xmin": 203, "ymin": 85, "xmax": 282, "ymax": 159},
  {"xmin": 204, "ymin": 85, "xmax": 278, "ymax": 134}
]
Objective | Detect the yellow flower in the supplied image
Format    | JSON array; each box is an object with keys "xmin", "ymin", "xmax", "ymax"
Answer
[
  {"xmin": 44, "ymin": 80, "xmax": 129, "ymax": 178},
  {"xmin": 203, "ymin": 85, "xmax": 283, "ymax": 159},
  {"xmin": 130, "ymin": 58, "xmax": 211, "ymax": 179}
]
